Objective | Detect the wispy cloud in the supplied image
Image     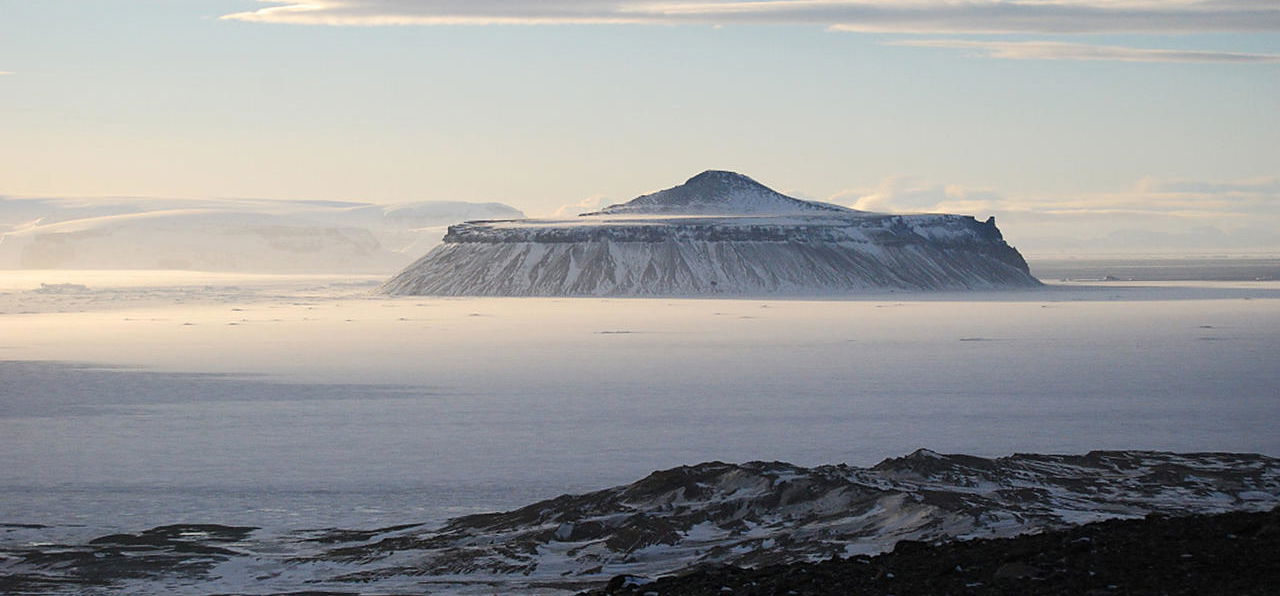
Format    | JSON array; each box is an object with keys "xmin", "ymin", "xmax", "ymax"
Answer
[
  {"xmin": 889, "ymin": 39, "xmax": 1280, "ymax": 63},
  {"xmin": 546, "ymin": 194, "xmax": 609, "ymax": 218},
  {"xmin": 830, "ymin": 175, "xmax": 1280, "ymax": 253},
  {"xmin": 831, "ymin": 176, "xmax": 1280, "ymax": 220},
  {"xmin": 221, "ymin": 1, "xmax": 1280, "ymax": 34},
  {"xmin": 0, "ymin": 71, "xmax": 13, "ymax": 76}
]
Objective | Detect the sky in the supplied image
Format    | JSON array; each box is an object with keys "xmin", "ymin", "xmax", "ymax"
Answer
[{"xmin": 1, "ymin": 0, "xmax": 1278, "ymax": 254}]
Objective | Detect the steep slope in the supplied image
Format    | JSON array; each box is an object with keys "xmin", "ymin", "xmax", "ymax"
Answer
[{"xmin": 383, "ymin": 171, "xmax": 1039, "ymax": 295}]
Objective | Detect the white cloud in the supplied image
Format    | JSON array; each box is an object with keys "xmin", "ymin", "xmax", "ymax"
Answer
[
  {"xmin": 221, "ymin": 1, "xmax": 1280, "ymax": 34},
  {"xmin": 546, "ymin": 194, "xmax": 610, "ymax": 218},
  {"xmin": 828, "ymin": 175, "xmax": 1280, "ymax": 254},
  {"xmin": 833, "ymin": 175, "xmax": 1280, "ymax": 219},
  {"xmin": 218, "ymin": 2, "xmax": 1280, "ymax": 67},
  {"xmin": 1134, "ymin": 177, "xmax": 1280, "ymax": 195},
  {"xmin": 889, "ymin": 39, "xmax": 1280, "ymax": 63},
  {"xmin": 832, "ymin": 177, "xmax": 1001, "ymax": 213},
  {"xmin": 0, "ymin": 71, "xmax": 13, "ymax": 76}
]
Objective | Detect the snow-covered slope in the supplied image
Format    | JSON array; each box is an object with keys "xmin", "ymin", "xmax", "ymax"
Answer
[
  {"xmin": 6, "ymin": 450, "xmax": 1272, "ymax": 594},
  {"xmin": 302, "ymin": 452, "xmax": 1280, "ymax": 585},
  {"xmin": 586, "ymin": 170, "xmax": 851, "ymax": 216},
  {"xmin": 0, "ymin": 196, "xmax": 522, "ymax": 273},
  {"xmin": 383, "ymin": 171, "xmax": 1039, "ymax": 295},
  {"xmin": 298, "ymin": 450, "xmax": 1278, "ymax": 587}
]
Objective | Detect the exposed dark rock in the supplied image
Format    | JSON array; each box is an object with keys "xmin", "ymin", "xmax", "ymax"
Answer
[
  {"xmin": 0, "ymin": 524, "xmax": 258, "ymax": 592},
  {"xmin": 3, "ymin": 451, "xmax": 1276, "ymax": 593},
  {"xmin": 588, "ymin": 507, "xmax": 1280, "ymax": 595},
  {"xmin": 293, "ymin": 450, "xmax": 1278, "ymax": 585}
]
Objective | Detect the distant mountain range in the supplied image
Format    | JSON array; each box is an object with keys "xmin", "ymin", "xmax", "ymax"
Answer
[{"xmin": 0, "ymin": 196, "xmax": 523, "ymax": 273}]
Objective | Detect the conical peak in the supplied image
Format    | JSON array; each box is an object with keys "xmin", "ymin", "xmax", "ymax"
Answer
[
  {"xmin": 683, "ymin": 170, "xmax": 767, "ymax": 189},
  {"xmin": 585, "ymin": 171, "xmax": 852, "ymax": 216}
]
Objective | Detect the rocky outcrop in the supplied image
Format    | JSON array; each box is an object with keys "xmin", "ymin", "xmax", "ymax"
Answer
[
  {"xmin": 9, "ymin": 450, "xmax": 1271, "ymax": 593},
  {"xmin": 300, "ymin": 450, "xmax": 1278, "ymax": 586},
  {"xmin": 590, "ymin": 506, "xmax": 1280, "ymax": 596}
]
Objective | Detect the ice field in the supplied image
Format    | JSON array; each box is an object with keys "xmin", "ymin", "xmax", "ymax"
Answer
[{"xmin": 2, "ymin": 271, "xmax": 1278, "ymax": 546}]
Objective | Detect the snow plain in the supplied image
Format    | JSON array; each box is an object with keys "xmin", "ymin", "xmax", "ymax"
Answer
[{"xmin": 1, "ymin": 271, "xmax": 1278, "ymax": 579}]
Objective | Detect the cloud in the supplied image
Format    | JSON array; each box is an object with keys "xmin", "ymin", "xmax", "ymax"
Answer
[
  {"xmin": 546, "ymin": 194, "xmax": 610, "ymax": 218},
  {"xmin": 889, "ymin": 39, "xmax": 1280, "ymax": 63},
  {"xmin": 0, "ymin": 71, "xmax": 13, "ymax": 76},
  {"xmin": 830, "ymin": 175, "xmax": 1280, "ymax": 219},
  {"xmin": 222, "ymin": 0, "xmax": 644, "ymax": 26},
  {"xmin": 829, "ymin": 175, "xmax": 1280, "ymax": 254},
  {"xmin": 831, "ymin": 177, "xmax": 1002, "ymax": 213},
  {"xmin": 221, "ymin": 1, "xmax": 1280, "ymax": 34},
  {"xmin": 1135, "ymin": 177, "xmax": 1280, "ymax": 195}
]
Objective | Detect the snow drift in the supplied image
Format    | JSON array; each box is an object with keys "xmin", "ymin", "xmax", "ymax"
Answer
[{"xmin": 384, "ymin": 170, "xmax": 1040, "ymax": 296}]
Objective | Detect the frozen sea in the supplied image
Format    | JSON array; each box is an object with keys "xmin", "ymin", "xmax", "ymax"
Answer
[{"xmin": 2, "ymin": 267, "xmax": 1278, "ymax": 552}]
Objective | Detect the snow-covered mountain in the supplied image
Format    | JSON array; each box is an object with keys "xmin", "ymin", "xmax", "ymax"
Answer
[
  {"xmin": 5, "ymin": 450, "xmax": 1272, "ymax": 594},
  {"xmin": 383, "ymin": 171, "xmax": 1040, "ymax": 296},
  {"xmin": 0, "ymin": 196, "xmax": 523, "ymax": 273},
  {"xmin": 585, "ymin": 170, "xmax": 851, "ymax": 216}
]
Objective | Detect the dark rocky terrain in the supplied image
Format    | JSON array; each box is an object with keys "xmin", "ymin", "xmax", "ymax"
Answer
[
  {"xmin": 277, "ymin": 450, "xmax": 1277, "ymax": 589},
  {"xmin": 590, "ymin": 506, "xmax": 1280, "ymax": 595},
  {"xmin": 0, "ymin": 524, "xmax": 256, "ymax": 594},
  {"xmin": 3, "ymin": 450, "xmax": 1276, "ymax": 594}
]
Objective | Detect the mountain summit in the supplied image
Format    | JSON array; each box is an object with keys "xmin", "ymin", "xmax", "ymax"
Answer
[{"xmin": 585, "ymin": 170, "xmax": 851, "ymax": 216}]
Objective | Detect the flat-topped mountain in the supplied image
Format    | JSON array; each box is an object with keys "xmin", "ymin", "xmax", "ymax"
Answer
[{"xmin": 383, "ymin": 171, "xmax": 1041, "ymax": 296}]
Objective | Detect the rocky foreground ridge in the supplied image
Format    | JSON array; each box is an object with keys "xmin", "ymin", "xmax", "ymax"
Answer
[
  {"xmin": 3, "ymin": 450, "xmax": 1274, "ymax": 594},
  {"xmin": 303, "ymin": 450, "xmax": 1277, "ymax": 588},
  {"xmin": 589, "ymin": 506, "xmax": 1280, "ymax": 596},
  {"xmin": 383, "ymin": 171, "xmax": 1041, "ymax": 296}
]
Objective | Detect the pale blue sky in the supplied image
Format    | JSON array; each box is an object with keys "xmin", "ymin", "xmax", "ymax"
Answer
[{"xmin": 2, "ymin": 1, "xmax": 1277, "ymax": 253}]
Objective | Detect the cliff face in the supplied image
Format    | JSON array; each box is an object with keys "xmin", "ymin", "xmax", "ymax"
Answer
[{"xmin": 382, "ymin": 171, "xmax": 1040, "ymax": 296}]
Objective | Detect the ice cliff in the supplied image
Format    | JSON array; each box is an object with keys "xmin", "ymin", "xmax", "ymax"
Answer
[{"xmin": 383, "ymin": 171, "xmax": 1039, "ymax": 296}]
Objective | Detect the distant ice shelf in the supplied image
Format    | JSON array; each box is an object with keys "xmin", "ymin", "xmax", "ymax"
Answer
[{"xmin": 0, "ymin": 196, "xmax": 524, "ymax": 273}]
